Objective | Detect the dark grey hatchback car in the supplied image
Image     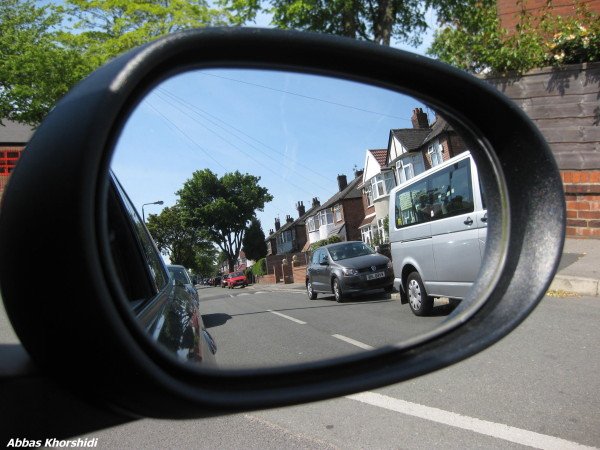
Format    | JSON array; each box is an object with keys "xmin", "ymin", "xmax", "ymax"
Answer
[{"xmin": 306, "ymin": 241, "xmax": 394, "ymax": 302}]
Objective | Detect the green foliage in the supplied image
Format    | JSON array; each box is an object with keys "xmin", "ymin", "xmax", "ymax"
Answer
[
  {"xmin": 428, "ymin": 0, "xmax": 600, "ymax": 75},
  {"xmin": 177, "ymin": 169, "xmax": 273, "ymax": 273},
  {"xmin": 0, "ymin": 0, "xmax": 92, "ymax": 125},
  {"xmin": 251, "ymin": 257, "xmax": 267, "ymax": 276},
  {"xmin": 242, "ymin": 217, "xmax": 268, "ymax": 261},
  {"xmin": 222, "ymin": 0, "xmax": 428, "ymax": 46},
  {"xmin": 0, "ymin": 0, "xmax": 263, "ymax": 125},
  {"xmin": 309, "ymin": 235, "xmax": 342, "ymax": 252},
  {"xmin": 146, "ymin": 204, "xmax": 215, "ymax": 274}
]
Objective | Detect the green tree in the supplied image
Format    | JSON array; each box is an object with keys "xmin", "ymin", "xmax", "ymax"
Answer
[
  {"xmin": 242, "ymin": 217, "xmax": 267, "ymax": 262},
  {"xmin": 221, "ymin": 0, "xmax": 429, "ymax": 46},
  {"xmin": 59, "ymin": 0, "xmax": 249, "ymax": 69},
  {"xmin": 177, "ymin": 169, "xmax": 273, "ymax": 273},
  {"xmin": 0, "ymin": 0, "xmax": 91, "ymax": 125},
  {"xmin": 146, "ymin": 204, "xmax": 214, "ymax": 272},
  {"xmin": 428, "ymin": 0, "xmax": 600, "ymax": 74}
]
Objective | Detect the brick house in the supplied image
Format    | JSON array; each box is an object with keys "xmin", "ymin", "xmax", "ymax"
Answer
[
  {"xmin": 265, "ymin": 199, "xmax": 321, "ymax": 256},
  {"xmin": 0, "ymin": 120, "xmax": 35, "ymax": 203},
  {"xmin": 304, "ymin": 173, "xmax": 365, "ymax": 247}
]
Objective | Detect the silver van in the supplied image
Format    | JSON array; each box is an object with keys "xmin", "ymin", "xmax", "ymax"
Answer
[{"xmin": 388, "ymin": 152, "xmax": 486, "ymax": 316}]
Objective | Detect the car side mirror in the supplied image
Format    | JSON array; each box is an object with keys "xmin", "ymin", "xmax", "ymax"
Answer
[{"xmin": 0, "ymin": 28, "xmax": 564, "ymax": 426}]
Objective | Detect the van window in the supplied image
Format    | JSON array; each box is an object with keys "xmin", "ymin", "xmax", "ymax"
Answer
[{"xmin": 395, "ymin": 158, "xmax": 474, "ymax": 229}]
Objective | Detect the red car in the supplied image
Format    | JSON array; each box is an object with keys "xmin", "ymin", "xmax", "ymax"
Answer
[{"xmin": 226, "ymin": 271, "xmax": 247, "ymax": 289}]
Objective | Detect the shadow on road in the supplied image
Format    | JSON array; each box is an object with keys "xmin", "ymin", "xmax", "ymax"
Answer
[{"xmin": 202, "ymin": 313, "xmax": 232, "ymax": 329}]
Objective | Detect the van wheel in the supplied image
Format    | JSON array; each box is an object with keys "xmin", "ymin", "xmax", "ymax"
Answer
[
  {"xmin": 407, "ymin": 272, "xmax": 433, "ymax": 316},
  {"xmin": 333, "ymin": 278, "xmax": 344, "ymax": 303},
  {"xmin": 307, "ymin": 280, "xmax": 317, "ymax": 300}
]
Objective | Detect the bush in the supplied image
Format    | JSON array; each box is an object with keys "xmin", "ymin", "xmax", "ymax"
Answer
[
  {"xmin": 251, "ymin": 258, "xmax": 266, "ymax": 277},
  {"xmin": 309, "ymin": 235, "xmax": 342, "ymax": 252}
]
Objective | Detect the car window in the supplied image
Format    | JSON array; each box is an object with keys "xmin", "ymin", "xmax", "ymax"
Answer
[
  {"xmin": 329, "ymin": 242, "xmax": 375, "ymax": 261},
  {"xmin": 168, "ymin": 267, "xmax": 191, "ymax": 285},
  {"xmin": 111, "ymin": 175, "xmax": 169, "ymax": 293}
]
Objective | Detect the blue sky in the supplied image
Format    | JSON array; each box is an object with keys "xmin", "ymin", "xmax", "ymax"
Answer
[{"xmin": 111, "ymin": 68, "xmax": 432, "ymax": 235}]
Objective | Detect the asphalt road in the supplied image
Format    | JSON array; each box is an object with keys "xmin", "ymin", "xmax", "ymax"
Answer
[
  {"xmin": 197, "ymin": 285, "xmax": 456, "ymax": 368},
  {"xmin": 2, "ymin": 291, "xmax": 599, "ymax": 448}
]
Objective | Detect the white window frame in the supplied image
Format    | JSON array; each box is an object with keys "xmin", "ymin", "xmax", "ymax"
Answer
[
  {"xmin": 370, "ymin": 171, "xmax": 396, "ymax": 201},
  {"xmin": 428, "ymin": 139, "xmax": 444, "ymax": 167},
  {"xmin": 361, "ymin": 227, "xmax": 372, "ymax": 244},
  {"xmin": 334, "ymin": 205, "xmax": 342, "ymax": 222},
  {"xmin": 307, "ymin": 216, "xmax": 316, "ymax": 232},
  {"xmin": 364, "ymin": 184, "xmax": 374, "ymax": 206},
  {"xmin": 396, "ymin": 159, "xmax": 414, "ymax": 184}
]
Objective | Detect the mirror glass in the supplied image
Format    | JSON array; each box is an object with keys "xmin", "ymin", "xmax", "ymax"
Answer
[{"xmin": 111, "ymin": 69, "xmax": 488, "ymax": 369}]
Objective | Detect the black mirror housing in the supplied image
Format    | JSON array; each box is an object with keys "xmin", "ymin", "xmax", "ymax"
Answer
[{"xmin": 0, "ymin": 28, "xmax": 565, "ymax": 423}]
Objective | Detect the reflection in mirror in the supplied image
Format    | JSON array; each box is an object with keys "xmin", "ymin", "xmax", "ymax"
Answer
[{"xmin": 111, "ymin": 69, "xmax": 487, "ymax": 369}]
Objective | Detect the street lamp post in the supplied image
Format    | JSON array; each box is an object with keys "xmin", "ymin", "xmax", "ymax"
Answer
[{"xmin": 142, "ymin": 200, "xmax": 164, "ymax": 222}]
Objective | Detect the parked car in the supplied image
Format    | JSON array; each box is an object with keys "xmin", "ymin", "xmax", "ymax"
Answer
[
  {"xmin": 221, "ymin": 274, "xmax": 229, "ymax": 288},
  {"xmin": 389, "ymin": 152, "xmax": 487, "ymax": 316},
  {"xmin": 227, "ymin": 271, "xmax": 248, "ymax": 289},
  {"xmin": 306, "ymin": 241, "xmax": 394, "ymax": 302}
]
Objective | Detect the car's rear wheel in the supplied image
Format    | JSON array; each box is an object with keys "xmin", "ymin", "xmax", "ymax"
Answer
[
  {"xmin": 333, "ymin": 278, "xmax": 344, "ymax": 303},
  {"xmin": 307, "ymin": 280, "xmax": 317, "ymax": 300},
  {"xmin": 407, "ymin": 272, "xmax": 433, "ymax": 316}
]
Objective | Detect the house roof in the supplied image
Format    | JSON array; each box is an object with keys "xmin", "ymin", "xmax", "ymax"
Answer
[
  {"xmin": 0, "ymin": 120, "xmax": 35, "ymax": 144},
  {"xmin": 390, "ymin": 128, "xmax": 431, "ymax": 151},
  {"xmin": 368, "ymin": 149, "xmax": 388, "ymax": 169},
  {"xmin": 389, "ymin": 116, "xmax": 453, "ymax": 159},
  {"xmin": 265, "ymin": 202, "xmax": 321, "ymax": 240},
  {"xmin": 313, "ymin": 174, "xmax": 362, "ymax": 214}
]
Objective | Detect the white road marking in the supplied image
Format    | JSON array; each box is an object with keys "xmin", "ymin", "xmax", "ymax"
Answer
[
  {"xmin": 267, "ymin": 310, "xmax": 306, "ymax": 325},
  {"xmin": 347, "ymin": 392, "xmax": 597, "ymax": 450},
  {"xmin": 237, "ymin": 293, "xmax": 250, "ymax": 296},
  {"xmin": 254, "ymin": 291, "xmax": 269, "ymax": 295},
  {"xmin": 332, "ymin": 334, "xmax": 374, "ymax": 350}
]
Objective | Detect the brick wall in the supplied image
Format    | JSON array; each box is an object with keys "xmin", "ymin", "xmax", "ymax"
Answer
[
  {"xmin": 562, "ymin": 170, "xmax": 600, "ymax": 237},
  {"xmin": 342, "ymin": 197, "xmax": 366, "ymax": 241},
  {"xmin": 497, "ymin": 0, "xmax": 600, "ymax": 32}
]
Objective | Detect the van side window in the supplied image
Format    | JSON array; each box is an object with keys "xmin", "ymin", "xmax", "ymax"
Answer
[
  {"xmin": 395, "ymin": 179, "xmax": 429, "ymax": 228},
  {"xmin": 395, "ymin": 158, "xmax": 474, "ymax": 229},
  {"xmin": 428, "ymin": 159, "xmax": 474, "ymax": 219}
]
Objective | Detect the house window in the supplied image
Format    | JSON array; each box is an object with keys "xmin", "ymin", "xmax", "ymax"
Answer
[
  {"xmin": 361, "ymin": 227, "xmax": 372, "ymax": 245},
  {"xmin": 318, "ymin": 210, "xmax": 333, "ymax": 226},
  {"xmin": 365, "ymin": 184, "xmax": 374, "ymax": 206},
  {"xmin": 428, "ymin": 139, "xmax": 444, "ymax": 167},
  {"xmin": 370, "ymin": 171, "xmax": 396, "ymax": 200},
  {"xmin": 334, "ymin": 205, "xmax": 342, "ymax": 222},
  {"xmin": 396, "ymin": 159, "xmax": 414, "ymax": 184},
  {"xmin": 307, "ymin": 216, "xmax": 316, "ymax": 232},
  {"xmin": 376, "ymin": 218, "xmax": 388, "ymax": 243}
]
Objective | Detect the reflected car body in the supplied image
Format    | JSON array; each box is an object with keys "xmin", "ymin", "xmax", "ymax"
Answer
[
  {"xmin": 306, "ymin": 241, "xmax": 394, "ymax": 302},
  {"xmin": 227, "ymin": 271, "xmax": 247, "ymax": 289},
  {"xmin": 108, "ymin": 176, "xmax": 217, "ymax": 365},
  {"xmin": 167, "ymin": 265, "xmax": 199, "ymax": 300}
]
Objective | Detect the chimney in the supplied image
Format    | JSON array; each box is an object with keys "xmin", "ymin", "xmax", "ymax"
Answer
[
  {"xmin": 312, "ymin": 197, "xmax": 320, "ymax": 207},
  {"xmin": 269, "ymin": 229, "xmax": 274, "ymax": 235},
  {"xmin": 411, "ymin": 108, "xmax": 429, "ymax": 129},
  {"xmin": 354, "ymin": 168, "xmax": 364, "ymax": 178},
  {"xmin": 337, "ymin": 174, "xmax": 348, "ymax": 192},
  {"xmin": 286, "ymin": 215, "xmax": 294, "ymax": 223},
  {"xmin": 275, "ymin": 217, "xmax": 280, "ymax": 231},
  {"xmin": 296, "ymin": 201, "xmax": 306, "ymax": 217}
]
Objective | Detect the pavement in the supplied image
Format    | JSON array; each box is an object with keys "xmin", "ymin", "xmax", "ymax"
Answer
[{"xmin": 249, "ymin": 237, "xmax": 600, "ymax": 297}]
